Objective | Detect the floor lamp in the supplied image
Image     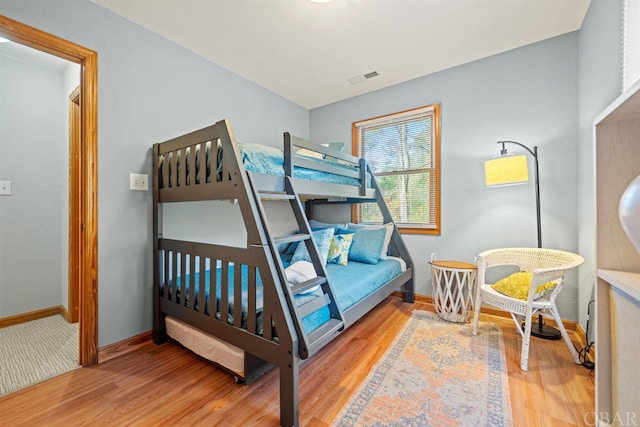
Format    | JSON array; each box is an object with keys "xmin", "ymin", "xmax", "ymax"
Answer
[{"xmin": 484, "ymin": 140, "xmax": 561, "ymax": 340}]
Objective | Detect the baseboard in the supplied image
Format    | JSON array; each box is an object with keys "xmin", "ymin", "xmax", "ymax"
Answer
[
  {"xmin": 98, "ymin": 330, "xmax": 153, "ymax": 363},
  {"xmin": 61, "ymin": 306, "xmax": 70, "ymax": 322},
  {"xmin": 407, "ymin": 292, "xmax": 582, "ymax": 332},
  {"xmin": 0, "ymin": 305, "xmax": 65, "ymax": 328}
]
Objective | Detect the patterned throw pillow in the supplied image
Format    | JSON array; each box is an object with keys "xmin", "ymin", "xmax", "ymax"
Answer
[
  {"xmin": 327, "ymin": 233, "xmax": 354, "ymax": 266},
  {"xmin": 492, "ymin": 272, "xmax": 557, "ymax": 301},
  {"xmin": 291, "ymin": 228, "xmax": 335, "ymax": 266}
]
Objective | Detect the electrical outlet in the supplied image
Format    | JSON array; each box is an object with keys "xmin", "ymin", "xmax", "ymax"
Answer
[
  {"xmin": 129, "ymin": 173, "xmax": 148, "ymax": 191},
  {"xmin": 0, "ymin": 181, "xmax": 11, "ymax": 195}
]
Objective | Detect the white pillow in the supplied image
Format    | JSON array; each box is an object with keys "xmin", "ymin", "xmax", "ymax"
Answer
[
  {"xmin": 348, "ymin": 222, "xmax": 394, "ymax": 259},
  {"xmin": 284, "ymin": 261, "xmax": 320, "ymax": 293}
]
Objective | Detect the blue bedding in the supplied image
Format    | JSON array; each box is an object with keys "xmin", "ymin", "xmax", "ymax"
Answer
[
  {"xmin": 325, "ymin": 258, "xmax": 404, "ymax": 311},
  {"xmin": 168, "ymin": 264, "xmax": 327, "ymax": 335},
  {"xmin": 239, "ymin": 143, "xmax": 371, "ymax": 187},
  {"xmin": 168, "ymin": 257, "xmax": 403, "ymax": 337},
  {"xmin": 281, "ymin": 254, "xmax": 404, "ymax": 314},
  {"xmin": 171, "ymin": 141, "xmax": 370, "ymax": 188}
]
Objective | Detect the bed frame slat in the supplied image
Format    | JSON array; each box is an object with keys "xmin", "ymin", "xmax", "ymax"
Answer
[
  {"xmin": 198, "ymin": 257, "xmax": 206, "ymax": 314},
  {"xmin": 263, "ymin": 294, "xmax": 273, "ymax": 341},
  {"xmin": 188, "ymin": 254, "xmax": 196, "ymax": 310},
  {"xmin": 209, "ymin": 258, "xmax": 217, "ymax": 318},
  {"xmin": 200, "ymin": 142, "xmax": 208, "ymax": 184},
  {"xmin": 170, "ymin": 251, "xmax": 177, "ymax": 303},
  {"xmin": 233, "ymin": 264, "xmax": 242, "ymax": 328},
  {"xmin": 188, "ymin": 146, "xmax": 196, "ymax": 186},
  {"xmin": 247, "ymin": 266, "xmax": 257, "ymax": 334},
  {"xmin": 181, "ymin": 252, "xmax": 188, "ymax": 306},
  {"xmin": 220, "ymin": 261, "xmax": 229, "ymax": 325},
  {"xmin": 170, "ymin": 152, "xmax": 177, "ymax": 188}
]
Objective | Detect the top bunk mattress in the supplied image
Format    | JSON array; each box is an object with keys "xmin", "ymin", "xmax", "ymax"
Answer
[
  {"xmin": 158, "ymin": 141, "xmax": 371, "ymax": 189},
  {"xmin": 239, "ymin": 143, "xmax": 372, "ymax": 188}
]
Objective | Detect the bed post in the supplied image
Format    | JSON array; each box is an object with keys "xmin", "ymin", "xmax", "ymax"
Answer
[
  {"xmin": 152, "ymin": 143, "xmax": 166, "ymax": 343},
  {"xmin": 283, "ymin": 132, "xmax": 293, "ymax": 178},
  {"xmin": 358, "ymin": 158, "xmax": 367, "ymax": 197},
  {"xmin": 279, "ymin": 350, "xmax": 300, "ymax": 427}
]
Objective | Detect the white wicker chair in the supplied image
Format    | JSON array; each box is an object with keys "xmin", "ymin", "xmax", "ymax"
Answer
[{"xmin": 471, "ymin": 248, "xmax": 584, "ymax": 371}]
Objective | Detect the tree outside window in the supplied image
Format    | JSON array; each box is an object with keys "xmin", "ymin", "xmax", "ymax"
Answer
[{"xmin": 353, "ymin": 105, "xmax": 440, "ymax": 234}]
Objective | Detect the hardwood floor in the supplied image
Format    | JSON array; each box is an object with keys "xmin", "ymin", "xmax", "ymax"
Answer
[{"xmin": 0, "ymin": 297, "xmax": 595, "ymax": 426}]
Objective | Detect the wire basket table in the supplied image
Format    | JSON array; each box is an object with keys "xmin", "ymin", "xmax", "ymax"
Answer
[{"xmin": 429, "ymin": 254, "xmax": 477, "ymax": 323}]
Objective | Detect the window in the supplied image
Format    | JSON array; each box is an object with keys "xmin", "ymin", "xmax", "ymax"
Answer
[{"xmin": 352, "ymin": 104, "xmax": 440, "ymax": 234}]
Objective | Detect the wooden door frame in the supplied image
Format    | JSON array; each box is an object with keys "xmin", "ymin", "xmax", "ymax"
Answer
[
  {"xmin": 0, "ymin": 15, "xmax": 99, "ymax": 366},
  {"xmin": 68, "ymin": 87, "xmax": 81, "ymax": 324}
]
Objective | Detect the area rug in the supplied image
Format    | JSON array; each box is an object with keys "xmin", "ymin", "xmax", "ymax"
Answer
[
  {"xmin": 333, "ymin": 310, "xmax": 513, "ymax": 426},
  {"xmin": 0, "ymin": 315, "xmax": 80, "ymax": 397}
]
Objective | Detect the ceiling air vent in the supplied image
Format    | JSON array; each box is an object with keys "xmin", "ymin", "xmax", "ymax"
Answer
[{"xmin": 348, "ymin": 70, "xmax": 379, "ymax": 84}]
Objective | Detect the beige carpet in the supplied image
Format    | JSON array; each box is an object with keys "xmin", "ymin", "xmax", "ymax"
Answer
[{"xmin": 0, "ymin": 315, "xmax": 79, "ymax": 397}]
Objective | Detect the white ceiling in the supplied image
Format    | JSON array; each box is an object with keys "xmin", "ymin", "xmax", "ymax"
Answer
[{"xmin": 94, "ymin": 0, "xmax": 591, "ymax": 109}]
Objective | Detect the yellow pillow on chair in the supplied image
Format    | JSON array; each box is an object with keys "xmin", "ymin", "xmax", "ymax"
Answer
[{"xmin": 492, "ymin": 272, "xmax": 556, "ymax": 301}]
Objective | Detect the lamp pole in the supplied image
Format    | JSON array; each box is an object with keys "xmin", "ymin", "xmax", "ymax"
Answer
[
  {"xmin": 497, "ymin": 141, "xmax": 541, "ymax": 248},
  {"xmin": 496, "ymin": 141, "xmax": 560, "ymax": 340}
]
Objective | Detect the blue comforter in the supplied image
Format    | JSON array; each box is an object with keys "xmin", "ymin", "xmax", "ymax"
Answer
[
  {"xmin": 168, "ymin": 257, "xmax": 403, "ymax": 338},
  {"xmin": 239, "ymin": 143, "xmax": 371, "ymax": 187},
  {"xmin": 168, "ymin": 264, "xmax": 325, "ymax": 335}
]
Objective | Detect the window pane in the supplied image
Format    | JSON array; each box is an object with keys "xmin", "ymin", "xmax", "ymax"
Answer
[
  {"xmin": 363, "ymin": 120, "xmax": 432, "ymax": 174},
  {"xmin": 362, "ymin": 172, "xmax": 435, "ymax": 226}
]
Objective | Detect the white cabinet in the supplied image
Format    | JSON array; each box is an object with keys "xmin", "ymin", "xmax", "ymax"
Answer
[{"xmin": 594, "ymin": 81, "xmax": 640, "ymax": 424}]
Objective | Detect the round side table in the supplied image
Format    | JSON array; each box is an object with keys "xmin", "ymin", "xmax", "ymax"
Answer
[{"xmin": 429, "ymin": 255, "xmax": 477, "ymax": 323}]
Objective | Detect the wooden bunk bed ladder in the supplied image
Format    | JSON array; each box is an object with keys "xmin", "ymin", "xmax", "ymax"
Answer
[{"xmin": 247, "ymin": 173, "xmax": 346, "ymax": 360}]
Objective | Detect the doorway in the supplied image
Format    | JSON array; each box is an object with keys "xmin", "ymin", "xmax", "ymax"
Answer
[{"xmin": 0, "ymin": 15, "xmax": 98, "ymax": 366}]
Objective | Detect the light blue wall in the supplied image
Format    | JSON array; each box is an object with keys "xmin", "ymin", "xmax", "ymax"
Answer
[
  {"xmin": 0, "ymin": 0, "xmax": 624, "ymax": 344},
  {"xmin": 0, "ymin": 51, "xmax": 66, "ymax": 316},
  {"xmin": 0, "ymin": 0, "xmax": 309, "ymax": 346},
  {"xmin": 577, "ymin": 0, "xmax": 622, "ymax": 336},
  {"xmin": 311, "ymin": 34, "xmax": 581, "ymax": 319}
]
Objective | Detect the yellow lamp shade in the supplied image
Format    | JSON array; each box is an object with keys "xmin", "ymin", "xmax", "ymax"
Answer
[{"xmin": 484, "ymin": 155, "xmax": 529, "ymax": 187}]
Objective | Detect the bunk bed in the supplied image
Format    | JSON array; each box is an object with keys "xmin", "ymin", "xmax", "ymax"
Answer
[{"xmin": 152, "ymin": 119, "xmax": 414, "ymax": 427}]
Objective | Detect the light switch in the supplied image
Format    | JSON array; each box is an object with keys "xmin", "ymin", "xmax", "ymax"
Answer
[
  {"xmin": 0, "ymin": 181, "xmax": 11, "ymax": 195},
  {"xmin": 129, "ymin": 173, "xmax": 148, "ymax": 191}
]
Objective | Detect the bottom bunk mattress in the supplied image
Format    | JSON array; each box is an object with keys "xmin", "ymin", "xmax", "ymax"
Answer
[
  {"xmin": 163, "ymin": 256, "xmax": 406, "ymax": 377},
  {"xmin": 164, "ymin": 263, "xmax": 328, "ymax": 335}
]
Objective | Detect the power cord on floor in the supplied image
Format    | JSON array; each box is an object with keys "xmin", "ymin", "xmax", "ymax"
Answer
[{"xmin": 577, "ymin": 299, "xmax": 595, "ymax": 370}]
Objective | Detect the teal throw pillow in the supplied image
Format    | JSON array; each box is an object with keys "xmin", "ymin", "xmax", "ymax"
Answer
[{"xmin": 348, "ymin": 227, "xmax": 386, "ymax": 264}]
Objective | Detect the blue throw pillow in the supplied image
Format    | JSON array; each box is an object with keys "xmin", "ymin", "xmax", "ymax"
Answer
[
  {"xmin": 291, "ymin": 227, "xmax": 335, "ymax": 266},
  {"xmin": 348, "ymin": 227, "xmax": 386, "ymax": 264}
]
